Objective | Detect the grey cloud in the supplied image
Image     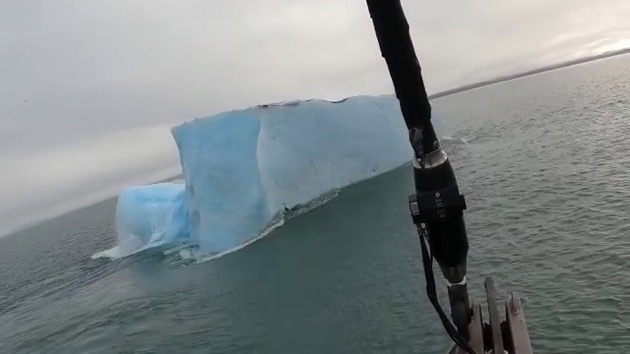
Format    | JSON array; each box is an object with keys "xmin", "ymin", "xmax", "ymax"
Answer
[{"xmin": 1, "ymin": 0, "xmax": 629, "ymax": 235}]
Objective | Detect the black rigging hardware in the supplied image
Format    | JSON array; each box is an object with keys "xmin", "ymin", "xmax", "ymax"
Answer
[{"xmin": 365, "ymin": 1, "xmax": 533, "ymax": 353}]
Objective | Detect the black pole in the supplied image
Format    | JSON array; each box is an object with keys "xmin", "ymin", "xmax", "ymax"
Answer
[
  {"xmin": 365, "ymin": 0, "xmax": 438, "ymax": 156},
  {"xmin": 365, "ymin": 1, "xmax": 475, "ymax": 352}
]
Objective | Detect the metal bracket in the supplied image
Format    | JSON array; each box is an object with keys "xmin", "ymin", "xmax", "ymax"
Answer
[{"xmin": 448, "ymin": 277, "xmax": 533, "ymax": 354}]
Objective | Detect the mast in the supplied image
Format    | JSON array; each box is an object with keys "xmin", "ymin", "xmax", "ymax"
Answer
[
  {"xmin": 365, "ymin": 0, "xmax": 474, "ymax": 352},
  {"xmin": 364, "ymin": 2, "xmax": 534, "ymax": 353}
]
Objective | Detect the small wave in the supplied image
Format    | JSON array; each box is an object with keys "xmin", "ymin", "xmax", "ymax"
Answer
[
  {"xmin": 89, "ymin": 211, "xmax": 287, "ymax": 263},
  {"xmin": 91, "ymin": 188, "xmax": 340, "ymax": 263},
  {"xmin": 194, "ymin": 217, "xmax": 286, "ymax": 263},
  {"xmin": 90, "ymin": 239, "xmax": 170, "ymax": 260},
  {"xmin": 441, "ymin": 135, "xmax": 472, "ymax": 145}
]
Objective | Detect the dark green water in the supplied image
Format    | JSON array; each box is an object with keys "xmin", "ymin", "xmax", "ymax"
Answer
[{"xmin": 1, "ymin": 55, "xmax": 629, "ymax": 353}]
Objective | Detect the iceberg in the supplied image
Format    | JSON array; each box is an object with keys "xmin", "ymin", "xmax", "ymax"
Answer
[{"xmin": 101, "ymin": 95, "xmax": 444, "ymax": 259}]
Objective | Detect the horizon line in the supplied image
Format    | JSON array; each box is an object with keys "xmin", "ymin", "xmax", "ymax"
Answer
[{"xmin": 428, "ymin": 47, "xmax": 630, "ymax": 99}]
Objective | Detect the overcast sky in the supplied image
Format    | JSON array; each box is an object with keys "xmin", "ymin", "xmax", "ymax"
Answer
[{"xmin": 1, "ymin": 0, "xmax": 629, "ymax": 236}]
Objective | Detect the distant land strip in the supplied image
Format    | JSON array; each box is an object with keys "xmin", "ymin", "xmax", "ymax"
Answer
[{"xmin": 429, "ymin": 47, "xmax": 630, "ymax": 99}]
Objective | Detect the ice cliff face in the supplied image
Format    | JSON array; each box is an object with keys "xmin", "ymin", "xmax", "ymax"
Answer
[{"xmin": 99, "ymin": 95, "xmax": 443, "ymax": 258}]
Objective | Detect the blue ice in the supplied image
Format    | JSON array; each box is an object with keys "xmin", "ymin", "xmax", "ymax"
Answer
[{"xmin": 99, "ymin": 95, "xmax": 443, "ymax": 259}]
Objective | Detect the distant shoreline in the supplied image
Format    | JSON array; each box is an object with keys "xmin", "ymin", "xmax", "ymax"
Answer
[{"xmin": 429, "ymin": 48, "xmax": 630, "ymax": 99}]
